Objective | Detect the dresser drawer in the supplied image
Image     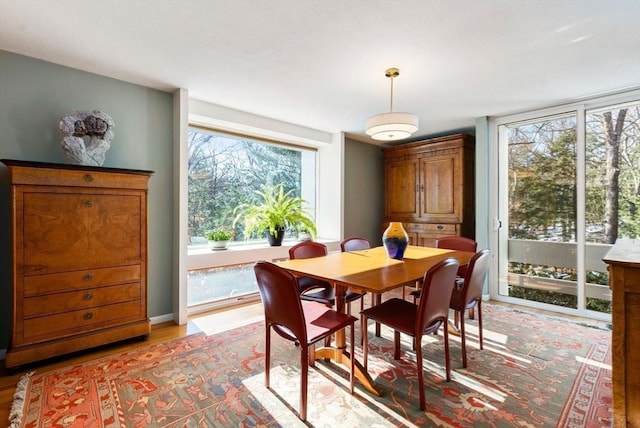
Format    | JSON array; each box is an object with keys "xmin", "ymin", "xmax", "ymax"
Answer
[
  {"xmin": 22, "ymin": 301, "xmax": 143, "ymax": 343},
  {"xmin": 424, "ymin": 223, "xmax": 458, "ymax": 234},
  {"xmin": 24, "ymin": 265, "xmax": 141, "ymax": 296},
  {"xmin": 23, "ymin": 283, "xmax": 141, "ymax": 318},
  {"xmin": 9, "ymin": 166, "xmax": 150, "ymax": 190}
]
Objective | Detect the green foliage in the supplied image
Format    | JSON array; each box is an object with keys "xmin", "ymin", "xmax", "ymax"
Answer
[
  {"xmin": 233, "ymin": 183, "xmax": 317, "ymax": 240},
  {"xmin": 187, "ymin": 129, "xmax": 307, "ymax": 240},
  {"xmin": 205, "ymin": 228, "xmax": 233, "ymax": 241}
]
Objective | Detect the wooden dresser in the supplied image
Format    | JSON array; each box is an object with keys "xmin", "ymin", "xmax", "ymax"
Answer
[
  {"xmin": 382, "ymin": 134, "xmax": 475, "ymax": 247},
  {"xmin": 2, "ymin": 159, "xmax": 152, "ymax": 368},
  {"xmin": 603, "ymin": 239, "xmax": 640, "ymax": 428}
]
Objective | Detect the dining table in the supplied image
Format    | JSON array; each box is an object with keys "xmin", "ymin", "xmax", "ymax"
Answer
[{"xmin": 276, "ymin": 244, "xmax": 474, "ymax": 396}]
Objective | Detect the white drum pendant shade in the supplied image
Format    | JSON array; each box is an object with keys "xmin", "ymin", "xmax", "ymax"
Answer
[
  {"xmin": 366, "ymin": 112, "xmax": 419, "ymax": 141},
  {"xmin": 365, "ymin": 68, "xmax": 418, "ymax": 142}
]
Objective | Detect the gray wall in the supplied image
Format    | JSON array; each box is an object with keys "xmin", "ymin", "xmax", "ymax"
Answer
[
  {"xmin": 0, "ymin": 51, "xmax": 175, "ymax": 350},
  {"xmin": 343, "ymin": 138, "xmax": 385, "ymax": 246}
]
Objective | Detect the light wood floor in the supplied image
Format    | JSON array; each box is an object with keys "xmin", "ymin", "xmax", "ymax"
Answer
[{"xmin": 0, "ymin": 299, "xmax": 610, "ymax": 424}]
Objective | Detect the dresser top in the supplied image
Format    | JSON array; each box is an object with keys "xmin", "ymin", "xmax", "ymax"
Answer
[
  {"xmin": 603, "ymin": 238, "xmax": 640, "ymax": 268},
  {"xmin": 1, "ymin": 159, "xmax": 153, "ymax": 176}
]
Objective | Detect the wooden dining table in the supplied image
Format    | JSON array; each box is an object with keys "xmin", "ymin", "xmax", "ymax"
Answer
[{"xmin": 276, "ymin": 245, "xmax": 474, "ymax": 396}]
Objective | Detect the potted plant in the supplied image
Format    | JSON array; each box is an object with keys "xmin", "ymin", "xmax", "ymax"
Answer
[
  {"xmin": 205, "ymin": 227, "xmax": 233, "ymax": 250},
  {"xmin": 297, "ymin": 226, "xmax": 313, "ymax": 242},
  {"xmin": 234, "ymin": 183, "xmax": 317, "ymax": 246}
]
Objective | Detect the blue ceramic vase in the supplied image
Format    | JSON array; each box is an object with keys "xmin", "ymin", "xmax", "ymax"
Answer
[{"xmin": 382, "ymin": 222, "xmax": 409, "ymax": 260}]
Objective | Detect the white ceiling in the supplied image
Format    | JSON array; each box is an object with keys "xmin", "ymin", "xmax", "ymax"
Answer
[{"xmin": 1, "ymin": 0, "xmax": 639, "ymax": 145}]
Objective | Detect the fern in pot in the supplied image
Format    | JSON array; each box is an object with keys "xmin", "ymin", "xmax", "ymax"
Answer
[{"xmin": 234, "ymin": 184, "xmax": 316, "ymax": 246}]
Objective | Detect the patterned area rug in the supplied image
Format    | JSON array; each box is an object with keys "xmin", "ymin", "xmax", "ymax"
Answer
[{"xmin": 9, "ymin": 304, "xmax": 611, "ymax": 427}]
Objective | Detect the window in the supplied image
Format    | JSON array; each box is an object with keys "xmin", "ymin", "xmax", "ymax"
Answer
[
  {"xmin": 188, "ymin": 127, "xmax": 317, "ymax": 244},
  {"xmin": 493, "ymin": 97, "xmax": 639, "ymax": 318},
  {"xmin": 187, "ymin": 127, "xmax": 317, "ymax": 308}
]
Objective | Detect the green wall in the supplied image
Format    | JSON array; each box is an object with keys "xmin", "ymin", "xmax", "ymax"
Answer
[
  {"xmin": 0, "ymin": 51, "xmax": 175, "ymax": 350},
  {"xmin": 343, "ymin": 138, "xmax": 385, "ymax": 245}
]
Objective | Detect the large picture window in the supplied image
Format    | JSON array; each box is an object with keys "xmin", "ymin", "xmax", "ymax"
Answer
[
  {"xmin": 186, "ymin": 127, "xmax": 317, "ymax": 310},
  {"xmin": 188, "ymin": 127, "xmax": 317, "ymax": 244}
]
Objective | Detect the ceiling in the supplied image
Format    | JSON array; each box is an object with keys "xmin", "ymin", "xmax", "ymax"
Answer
[{"xmin": 1, "ymin": 0, "xmax": 639, "ymax": 145}]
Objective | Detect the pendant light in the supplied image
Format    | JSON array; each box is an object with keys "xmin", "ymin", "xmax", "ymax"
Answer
[{"xmin": 365, "ymin": 67, "xmax": 419, "ymax": 141}]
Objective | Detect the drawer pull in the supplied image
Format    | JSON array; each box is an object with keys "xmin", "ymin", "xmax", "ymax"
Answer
[
  {"xmin": 437, "ymin": 225, "xmax": 444, "ymax": 230},
  {"xmin": 83, "ymin": 174, "xmax": 94, "ymax": 182},
  {"xmin": 83, "ymin": 312, "xmax": 94, "ymax": 320},
  {"xmin": 83, "ymin": 273, "xmax": 94, "ymax": 281},
  {"xmin": 82, "ymin": 292, "xmax": 93, "ymax": 301},
  {"xmin": 82, "ymin": 200, "xmax": 93, "ymax": 208}
]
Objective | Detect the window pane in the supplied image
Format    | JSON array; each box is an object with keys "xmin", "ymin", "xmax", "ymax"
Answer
[
  {"xmin": 503, "ymin": 115, "xmax": 579, "ymax": 309},
  {"xmin": 584, "ymin": 102, "xmax": 640, "ymax": 313},
  {"xmin": 187, "ymin": 127, "xmax": 317, "ymax": 306},
  {"xmin": 188, "ymin": 127, "xmax": 316, "ymax": 244}
]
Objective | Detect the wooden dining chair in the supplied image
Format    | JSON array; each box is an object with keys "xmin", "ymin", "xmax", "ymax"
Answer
[
  {"xmin": 361, "ymin": 258, "xmax": 459, "ymax": 411},
  {"xmin": 449, "ymin": 249, "xmax": 491, "ymax": 368},
  {"xmin": 253, "ymin": 261, "xmax": 356, "ymax": 421},
  {"xmin": 289, "ymin": 241, "xmax": 365, "ymax": 314}
]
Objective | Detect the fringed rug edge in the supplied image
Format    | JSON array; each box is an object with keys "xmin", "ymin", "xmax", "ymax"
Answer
[{"xmin": 8, "ymin": 371, "xmax": 34, "ymax": 428}]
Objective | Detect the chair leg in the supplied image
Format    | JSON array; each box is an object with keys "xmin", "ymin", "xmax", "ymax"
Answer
[
  {"xmin": 362, "ymin": 315, "xmax": 369, "ymax": 371},
  {"xmin": 265, "ymin": 326, "xmax": 271, "ymax": 388},
  {"xmin": 349, "ymin": 323, "xmax": 355, "ymax": 394},
  {"xmin": 300, "ymin": 345, "xmax": 308, "ymax": 421},
  {"xmin": 416, "ymin": 335, "xmax": 425, "ymax": 411},
  {"xmin": 460, "ymin": 312, "xmax": 467, "ymax": 368},
  {"xmin": 477, "ymin": 301, "xmax": 483, "ymax": 350},
  {"xmin": 443, "ymin": 321, "xmax": 451, "ymax": 381},
  {"xmin": 468, "ymin": 307, "xmax": 475, "ymax": 320},
  {"xmin": 393, "ymin": 330, "xmax": 401, "ymax": 360}
]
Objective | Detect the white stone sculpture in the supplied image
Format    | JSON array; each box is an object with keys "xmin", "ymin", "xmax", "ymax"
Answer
[{"xmin": 59, "ymin": 110, "xmax": 115, "ymax": 166}]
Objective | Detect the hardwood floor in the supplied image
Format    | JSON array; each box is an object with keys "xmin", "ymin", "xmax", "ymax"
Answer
[{"xmin": 0, "ymin": 299, "xmax": 610, "ymax": 424}]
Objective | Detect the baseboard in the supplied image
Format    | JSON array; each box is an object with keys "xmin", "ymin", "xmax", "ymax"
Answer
[{"xmin": 150, "ymin": 313, "xmax": 176, "ymax": 325}]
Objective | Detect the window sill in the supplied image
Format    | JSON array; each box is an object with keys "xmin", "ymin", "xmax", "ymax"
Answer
[{"xmin": 187, "ymin": 238, "xmax": 340, "ymax": 271}]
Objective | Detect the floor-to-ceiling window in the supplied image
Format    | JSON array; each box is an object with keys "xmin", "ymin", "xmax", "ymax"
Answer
[{"xmin": 491, "ymin": 93, "xmax": 639, "ymax": 320}]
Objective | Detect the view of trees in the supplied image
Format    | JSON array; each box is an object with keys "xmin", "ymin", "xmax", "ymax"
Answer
[
  {"xmin": 188, "ymin": 128, "xmax": 307, "ymax": 241},
  {"xmin": 505, "ymin": 101, "xmax": 639, "ymax": 313}
]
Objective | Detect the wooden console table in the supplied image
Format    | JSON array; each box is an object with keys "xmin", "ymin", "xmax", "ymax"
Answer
[{"xmin": 603, "ymin": 239, "xmax": 640, "ymax": 428}]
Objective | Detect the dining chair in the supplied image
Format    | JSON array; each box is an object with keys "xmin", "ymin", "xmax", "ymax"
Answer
[
  {"xmin": 449, "ymin": 248, "xmax": 491, "ymax": 368},
  {"xmin": 410, "ymin": 236, "xmax": 477, "ymax": 310},
  {"xmin": 289, "ymin": 241, "xmax": 365, "ymax": 314},
  {"xmin": 361, "ymin": 258, "xmax": 459, "ymax": 411},
  {"xmin": 435, "ymin": 236, "xmax": 478, "ymax": 278},
  {"xmin": 253, "ymin": 260, "xmax": 356, "ymax": 421}
]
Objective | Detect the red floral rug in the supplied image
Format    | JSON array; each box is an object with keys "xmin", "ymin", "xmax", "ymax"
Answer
[{"xmin": 9, "ymin": 304, "xmax": 611, "ymax": 427}]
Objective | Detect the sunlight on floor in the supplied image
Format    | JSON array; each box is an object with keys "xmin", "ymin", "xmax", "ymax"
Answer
[
  {"xmin": 190, "ymin": 302, "xmax": 264, "ymax": 336},
  {"xmin": 576, "ymin": 355, "xmax": 611, "ymax": 370}
]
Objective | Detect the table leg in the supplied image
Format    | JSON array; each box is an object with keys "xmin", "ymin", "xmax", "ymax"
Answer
[{"xmin": 314, "ymin": 282, "xmax": 383, "ymax": 396}]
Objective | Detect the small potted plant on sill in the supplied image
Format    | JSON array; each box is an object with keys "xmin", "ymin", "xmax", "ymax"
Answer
[
  {"xmin": 297, "ymin": 226, "xmax": 313, "ymax": 242},
  {"xmin": 205, "ymin": 228, "xmax": 233, "ymax": 251},
  {"xmin": 233, "ymin": 183, "xmax": 317, "ymax": 246}
]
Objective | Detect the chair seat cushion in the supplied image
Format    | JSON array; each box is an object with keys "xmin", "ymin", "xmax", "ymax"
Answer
[
  {"xmin": 361, "ymin": 298, "xmax": 418, "ymax": 336},
  {"xmin": 301, "ymin": 301, "xmax": 357, "ymax": 345}
]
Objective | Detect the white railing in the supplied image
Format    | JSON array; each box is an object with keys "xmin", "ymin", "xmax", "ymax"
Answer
[{"xmin": 507, "ymin": 239, "xmax": 612, "ymax": 301}]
